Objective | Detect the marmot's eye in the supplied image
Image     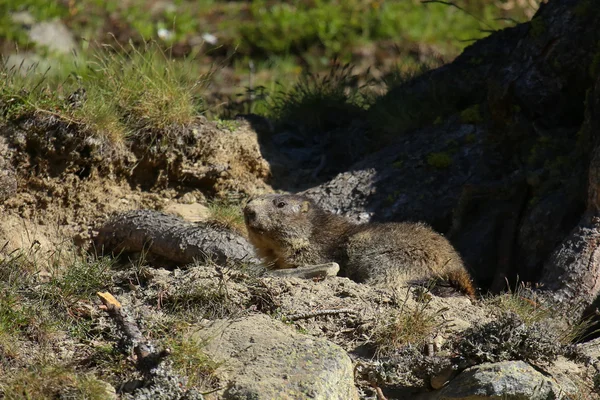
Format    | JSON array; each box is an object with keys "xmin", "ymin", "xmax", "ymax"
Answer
[{"xmin": 276, "ymin": 201, "xmax": 286, "ymax": 208}]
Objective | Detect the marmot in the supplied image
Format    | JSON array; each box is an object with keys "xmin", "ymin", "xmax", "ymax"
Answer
[{"xmin": 244, "ymin": 194, "xmax": 475, "ymax": 297}]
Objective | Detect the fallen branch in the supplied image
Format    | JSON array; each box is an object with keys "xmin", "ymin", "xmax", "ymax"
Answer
[
  {"xmin": 286, "ymin": 308, "xmax": 358, "ymax": 321},
  {"xmin": 97, "ymin": 291, "xmax": 170, "ymax": 371},
  {"xmin": 95, "ymin": 210, "xmax": 259, "ymax": 266}
]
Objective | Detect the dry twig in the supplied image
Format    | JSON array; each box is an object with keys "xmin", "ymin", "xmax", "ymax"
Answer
[
  {"xmin": 286, "ymin": 308, "xmax": 358, "ymax": 321},
  {"xmin": 97, "ymin": 291, "xmax": 170, "ymax": 370}
]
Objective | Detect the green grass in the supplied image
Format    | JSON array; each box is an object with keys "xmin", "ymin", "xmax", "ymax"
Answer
[
  {"xmin": 207, "ymin": 200, "xmax": 247, "ymax": 235},
  {"xmin": 239, "ymin": 0, "xmax": 534, "ymax": 59},
  {"xmin": 0, "ymin": 244, "xmax": 115, "ymax": 350},
  {"xmin": 485, "ymin": 283, "xmax": 599, "ymax": 345},
  {"xmin": 1, "ymin": 0, "xmax": 542, "ymax": 149},
  {"xmin": 165, "ymin": 332, "xmax": 221, "ymax": 391},
  {"xmin": 3, "ymin": 0, "xmax": 539, "ymax": 59},
  {"xmin": 0, "ymin": 364, "xmax": 113, "ymax": 400},
  {"xmin": 485, "ymin": 283, "xmax": 551, "ymax": 326},
  {"xmin": 1, "ymin": 41, "xmax": 214, "ymax": 144},
  {"xmin": 268, "ymin": 62, "xmax": 372, "ymax": 135},
  {"xmin": 41, "ymin": 253, "xmax": 114, "ymax": 312}
]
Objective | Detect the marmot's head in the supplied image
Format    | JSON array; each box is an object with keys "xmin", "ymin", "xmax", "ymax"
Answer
[{"xmin": 243, "ymin": 194, "xmax": 317, "ymax": 242}]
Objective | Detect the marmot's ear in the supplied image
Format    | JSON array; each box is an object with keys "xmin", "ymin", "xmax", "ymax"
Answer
[{"xmin": 301, "ymin": 201, "xmax": 310, "ymax": 213}]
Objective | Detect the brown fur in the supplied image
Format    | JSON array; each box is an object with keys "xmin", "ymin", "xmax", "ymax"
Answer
[{"xmin": 244, "ymin": 194, "xmax": 475, "ymax": 297}]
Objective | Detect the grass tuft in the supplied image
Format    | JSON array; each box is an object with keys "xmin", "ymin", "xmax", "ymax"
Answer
[
  {"xmin": 269, "ymin": 63, "xmax": 371, "ymax": 135},
  {"xmin": 0, "ymin": 364, "xmax": 113, "ymax": 400},
  {"xmin": 485, "ymin": 282, "xmax": 600, "ymax": 344},
  {"xmin": 165, "ymin": 332, "xmax": 221, "ymax": 391},
  {"xmin": 207, "ymin": 200, "xmax": 247, "ymax": 235},
  {"xmin": 1, "ymin": 41, "xmax": 213, "ymax": 145},
  {"xmin": 41, "ymin": 254, "xmax": 114, "ymax": 312},
  {"xmin": 372, "ymin": 290, "xmax": 446, "ymax": 357},
  {"xmin": 84, "ymin": 41, "xmax": 212, "ymax": 135}
]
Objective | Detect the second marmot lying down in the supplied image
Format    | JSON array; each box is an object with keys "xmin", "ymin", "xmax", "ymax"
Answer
[{"xmin": 243, "ymin": 194, "xmax": 475, "ymax": 297}]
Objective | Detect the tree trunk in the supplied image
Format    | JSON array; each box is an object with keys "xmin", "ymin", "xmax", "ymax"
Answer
[
  {"xmin": 95, "ymin": 210, "xmax": 259, "ymax": 266},
  {"xmin": 540, "ymin": 74, "xmax": 600, "ymax": 309}
]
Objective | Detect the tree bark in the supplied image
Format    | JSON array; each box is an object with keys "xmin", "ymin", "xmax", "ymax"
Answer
[
  {"xmin": 540, "ymin": 74, "xmax": 600, "ymax": 309},
  {"xmin": 94, "ymin": 210, "xmax": 259, "ymax": 265}
]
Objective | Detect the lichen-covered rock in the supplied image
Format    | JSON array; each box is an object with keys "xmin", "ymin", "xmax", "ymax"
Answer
[
  {"xmin": 432, "ymin": 361, "xmax": 565, "ymax": 400},
  {"xmin": 192, "ymin": 314, "xmax": 359, "ymax": 400}
]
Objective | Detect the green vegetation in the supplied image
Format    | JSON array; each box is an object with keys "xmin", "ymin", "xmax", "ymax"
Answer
[
  {"xmin": 42, "ymin": 254, "xmax": 113, "ymax": 311},
  {"xmin": 1, "ymin": 41, "xmax": 213, "ymax": 144},
  {"xmin": 485, "ymin": 284, "xmax": 551, "ymax": 326},
  {"xmin": 0, "ymin": 246, "xmax": 124, "ymax": 398},
  {"xmin": 460, "ymin": 104, "xmax": 483, "ymax": 124},
  {"xmin": 485, "ymin": 283, "xmax": 597, "ymax": 345},
  {"xmin": 2, "ymin": 0, "xmax": 538, "ymax": 58},
  {"xmin": 1, "ymin": 0, "xmax": 540, "ymax": 146},
  {"xmin": 268, "ymin": 63, "xmax": 371, "ymax": 134},
  {"xmin": 165, "ymin": 333, "xmax": 221, "ymax": 391},
  {"xmin": 208, "ymin": 200, "xmax": 247, "ymax": 235},
  {"xmin": 427, "ymin": 152, "xmax": 453, "ymax": 169}
]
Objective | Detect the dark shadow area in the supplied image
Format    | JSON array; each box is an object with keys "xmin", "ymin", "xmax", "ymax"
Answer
[{"xmin": 247, "ymin": 0, "xmax": 599, "ymax": 293}]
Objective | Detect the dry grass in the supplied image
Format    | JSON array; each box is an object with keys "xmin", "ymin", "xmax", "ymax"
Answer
[
  {"xmin": 0, "ymin": 365, "xmax": 112, "ymax": 400},
  {"xmin": 485, "ymin": 282, "xmax": 599, "ymax": 345},
  {"xmin": 372, "ymin": 289, "xmax": 447, "ymax": 357}
]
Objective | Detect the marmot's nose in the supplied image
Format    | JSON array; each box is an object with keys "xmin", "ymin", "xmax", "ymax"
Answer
[{"xmin": 243, "ymin": 205, "xmax": 257, "ymax": 223}]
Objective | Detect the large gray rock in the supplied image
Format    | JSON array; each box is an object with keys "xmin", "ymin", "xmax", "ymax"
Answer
[
  {"xmin": 28, "ymin": 19, "xmax": 76, "ymax": 54},
  {"xmin": 192, "ymin": 314, "xmax": 359, "ymax": 400},
  {"xmin": 432, "ymin": 361, "xmax": 566, "ymax": 400}
]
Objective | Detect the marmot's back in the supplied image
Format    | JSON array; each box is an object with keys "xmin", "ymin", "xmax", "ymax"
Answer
[{"xmin": 343, "ymin": 222, "xmax": 467, "ymax": 288}]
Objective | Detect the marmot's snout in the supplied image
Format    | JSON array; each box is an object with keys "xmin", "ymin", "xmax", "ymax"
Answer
[{"xmin": 243, "ymin": 201, "xmax": 258, "ymax": 225}]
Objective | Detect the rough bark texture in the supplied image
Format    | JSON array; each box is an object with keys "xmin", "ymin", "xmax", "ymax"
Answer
[
  {"xmin": 540, "ymin": 73, "xmax": 600, "ymax": 308},
  {"xmin": 303, "ymin": 0, "xmax": 600, "ymax": 294},
  {"xmin": 95, "ymin": 210, "xmax": 259, "ymax": 265}
]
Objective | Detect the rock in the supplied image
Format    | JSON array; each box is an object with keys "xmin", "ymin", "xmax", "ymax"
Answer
[
  {"xmin": 0, "ymin": 168, "xmax": 17, "ymax": 204},
  {"xmin": 0, "ymin": 137, "xmax": 16, "ymax": 203},
  {"xmin": 163, "ymin": 203, "xmax": 210, "ymax": 222},
  {"xmin": 431, "ymin": 361, "xmax": 565, "ymax": 400},
  {"xmin": 11, "ymin": 11, "xmax": 35, "ymax": 26},
  {"xmin": 192, "ymin": 314, "xmax": 359, "ymax": 400},
  {"xmin": 95, "ymin": 210, "xmax": 259, "ymax": 265},
  {"xmin": 28, "ymin": 19, "xmax": 76, "ymax": 54},
  {"xmin": 3, "ymin": 53, "xmax": 49, "ymax": 76}
]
